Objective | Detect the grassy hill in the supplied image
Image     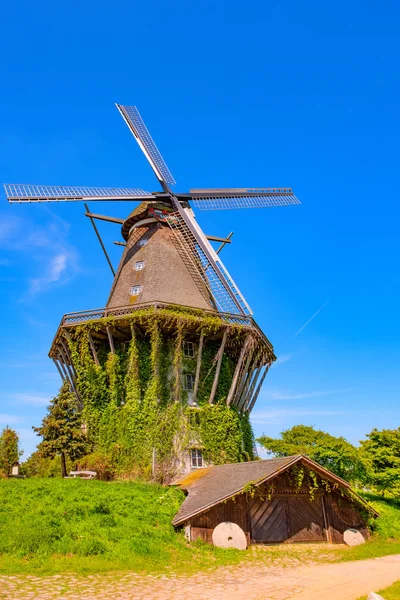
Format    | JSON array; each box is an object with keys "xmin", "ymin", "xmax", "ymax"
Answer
[{"xmin": 0, "ymin": 479, "xmax": 400, "ymax": 576}]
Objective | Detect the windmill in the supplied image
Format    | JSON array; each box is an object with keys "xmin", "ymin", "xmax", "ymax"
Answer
[{"xmin": 4, "ymin": 104, "xmax": 300, "ymax": 478}]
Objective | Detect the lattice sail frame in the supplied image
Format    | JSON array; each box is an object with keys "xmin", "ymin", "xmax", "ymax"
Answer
[
  {"xmin": 4, "ymin": 184, "xmax": 153, "ymax": 203},
  {"xmin": 3, "ymin": 104, "xmax": 301, "ymax": 318},
  {"xmin": 166, "ymin": 200, "xmax": 252, "ymax": 316},
  {"xmin": 116, "ymin": 104, "xmax": 176, "ymax": 188},
  {"xmin": 189, "ymin": 188, "xmax": 300, "ymax": 211}
]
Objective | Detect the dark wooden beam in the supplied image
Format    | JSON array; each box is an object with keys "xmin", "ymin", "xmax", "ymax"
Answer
[
  {"xmin": 88, "ymin": 332, "xmax": 100, "ymax": 366},
  {"xmin": 84, "ymin": 212, "xmax": 124, "ymax": 225},
  {"xmin": 84, "ymin": 203, "xmax": 116, "ymax": 276},
  {"xmin": 242, "ymin": 364, "xmax": 262, "ymax": 413},
  {"xmin": 106, "ymin": 326, "xmax": 115, "ymax": 354},
  {"xmin": 226, "ymin": 335, "xmax": 252, "ymax": 406},
  {"xmin": 60, "ymin": 338, "xmax": 77, "ymax": 379},
  {"xmin": 53, "ymin": 358, "xmax": 65, "ymax": 381},
  {"xmin": 216, "ymin": 232, "xmax": 234, "ymax": 255},
  {"xmin": 192, "ymin": 329, "xmax": 204, "ymax": 405},
  {"xmin": 209, "ymin": 329, "xmax": 228, "ymax": 404},
  {"xmin": 234, "ymin": 344, "xmax": 255, "ymax": 408},
  {"xmin": 247, "ymin": 362, "xmax": 271, "ymax": 413},
  {"xmin": 206, "ymin": 233, "xmax": 232, "ymax": 244},
  {"xmin": 238, "ymin": 348, "xmax": 263, "ymax": 412}
]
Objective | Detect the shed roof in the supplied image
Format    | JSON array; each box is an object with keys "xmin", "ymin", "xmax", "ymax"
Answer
[{"xmin": 172, "ymin": 455, "xmax": 377, "ymax": 526}]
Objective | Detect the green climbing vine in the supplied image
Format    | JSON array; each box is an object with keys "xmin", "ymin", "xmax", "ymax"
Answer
[{"xmin": 65, "ymin": 306, "xmax": 257, "ymax": 481}]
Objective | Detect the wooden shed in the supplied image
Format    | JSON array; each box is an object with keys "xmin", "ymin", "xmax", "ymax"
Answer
[{"xmin": 172, "ymin": 455, "xmax": 377, "ymax": 545}]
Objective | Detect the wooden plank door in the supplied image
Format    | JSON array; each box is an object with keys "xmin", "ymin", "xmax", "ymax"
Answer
[
  {"xmin": 250, "ymin": 497, "xmax": 289, "ymax": 542},
  {"xmin": 286, "ymin": 496, "xmax": 326, "ymax": 542}
]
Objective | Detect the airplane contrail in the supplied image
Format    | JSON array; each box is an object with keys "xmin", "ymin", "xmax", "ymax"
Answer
[{"xmin": 295, "ymin": 297, "xmax": 333, "ymax": 336}]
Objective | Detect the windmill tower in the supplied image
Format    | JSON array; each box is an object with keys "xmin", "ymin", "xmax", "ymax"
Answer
[{"xmin": 4, "ymin": 104, "xmax": 300, "ymax": 480}]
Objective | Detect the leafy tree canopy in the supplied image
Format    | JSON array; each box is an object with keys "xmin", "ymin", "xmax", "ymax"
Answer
[
  {"xmin": 33, "ymin": 382, "xmax": 88, "ymax": 477},
  {"xmin": 257, "ymin": 424, "xmax": 367, "ymax": 483},
  {"xmin": 0, "ymin": 427, "xmax": 22, "ymax": 477},
  {"xmin": 360, "ymin": 428, "xmax": 400, "ymax": 496}
]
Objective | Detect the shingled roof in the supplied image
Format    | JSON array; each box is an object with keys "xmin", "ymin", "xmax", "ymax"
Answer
[{"xmin": 172, "ymin": 454, "xmax": 376, "ymax": 526}]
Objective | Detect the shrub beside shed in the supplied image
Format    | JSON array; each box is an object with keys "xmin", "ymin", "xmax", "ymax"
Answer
[{"xmin": 172, "ymin": 455, "xmax": 378, "ymax": 545}]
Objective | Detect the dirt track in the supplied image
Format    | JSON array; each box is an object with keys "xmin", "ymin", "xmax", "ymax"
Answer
[{"xmin": 1, "ymin": 554, "xmax": 399, "ymax": 599}]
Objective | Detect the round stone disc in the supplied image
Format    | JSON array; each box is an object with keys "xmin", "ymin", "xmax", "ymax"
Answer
[
  {"xmin": 212, "ymin": 522, "xmax": 248, "ymax": 550},
  {"xmin": 343, "ymin": 528, "xmax": 365, "ymax": 546}
]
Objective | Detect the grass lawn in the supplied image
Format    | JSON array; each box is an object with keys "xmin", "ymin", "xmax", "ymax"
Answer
[
  {"xmin": 0, "ymin": 479, "xmax": 399, "ymax": 576},
  {"xmin": 358, "ymin": 580, "xmax": 400, "ymax": 599}
]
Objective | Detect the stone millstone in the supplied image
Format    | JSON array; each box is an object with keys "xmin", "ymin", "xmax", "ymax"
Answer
[
  {"xmin": 343, "ymin": 528, "xmax": 366, "ymax": 546},
  {"xmin": 212, "ymin": 522, "xmax": 247, "ymax": 550}
]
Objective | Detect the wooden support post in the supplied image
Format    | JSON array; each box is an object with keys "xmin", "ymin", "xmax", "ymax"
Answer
[
  {"xmin": 58, "ymin": 346, "xmax": 74, "ymax": 386},
  {"xmin": 57, "ymin": 354, "xmax": 69, "ymax": 381},
  {"xmin": 60, "ymin": 338, "xmax": 77, "ymax": 380},
  {"xmin": 209, "ymin": 329, "xmax": 228, "ymax": 404},
  {"xmin": 247, "ymin": 362, "xmax": 270, "ymax": 413},
  {"xmin": 235, "ymin": 344, "xmax": 255, "ymax": 410},
  {"xmin": 321, "ymin": 496, "xmax": 333, "ymax": 543},
  {"xmin": 242, "ymin": 364, "xmax": 262, "ymax": 412},
  {"xmin": 238, "ymin": 350, "xmax": 262, "ymax": 412},
  {"xmin": 88, "ymin": 332, "xmax": 100, "ymax": 366},
  {"xmin": 192, "ymin": 329, "xmax": 204, "ymax": 405},
  {"xmin": 53, "ymin": 358, "xmax": 65, "ymax": 381},
  {"xmin": 226, "ymin": 335, "xmax": 252, "ymax": 407},
  {"xmin": 57, "ymin": 347, "xmax": 83, "ymax": 409},
  {"xmin": 106, "ymin": 326, "xmax": 115, "ymax": 354}
]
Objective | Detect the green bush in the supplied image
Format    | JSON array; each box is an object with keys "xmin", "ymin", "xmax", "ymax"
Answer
[{"xmin": 76, "ymin": 453, "xmax": 115, "ymax": 481}]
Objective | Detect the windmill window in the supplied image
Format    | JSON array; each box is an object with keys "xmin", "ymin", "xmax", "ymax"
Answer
[
  {"xmin": 138, "ymin": 238, "xmax": 148, "ymax": 247},
  {"xmin": 134, "ymin": 260, "xmax": 146, "ymax": 271},
  {"xmin": 129, "ymin": 285, "xmax": 143, "ymax": 296},
  {"xmin": 190, "ymin": 448, "xmax": 203, "ymax": 468},
  {"xmin": 183, "ymin": 341, "xmax": 195, "ymax": 357},
  {"xmin": 184, "ymin": 373, "xmax": 195, "ymax": 391}
]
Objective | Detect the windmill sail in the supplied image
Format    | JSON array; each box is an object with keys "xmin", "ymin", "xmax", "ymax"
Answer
[
  {"xmin": 189, "ymin": 188, "xmax": 300, "ymax": 210},
  {"xmin": 166, "ymin": 197, "xmax": 252, "ymax": 316},
  {"xmin": 116, "ymin": 104, "xmax": 176, "ymax": 189},
  {"xmin": 4, "ymin": 184, "xmax": 153, "ymax": 203}
]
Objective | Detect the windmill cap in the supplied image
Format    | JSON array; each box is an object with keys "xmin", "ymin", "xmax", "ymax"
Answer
[{"xmin": 121, "ymin": 201, "xmax": 156, "ymax": 240}]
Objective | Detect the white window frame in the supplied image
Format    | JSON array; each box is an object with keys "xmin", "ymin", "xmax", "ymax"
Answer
[
  {"xmin": 129, "ymin": 284, "xmax": 143, "ymax": 296},
  {"xmin": 138, "ymin": 238, "xmax": 148, "ymax": 247},
  {"xmin": 190, "ymin": 448, "xmax": 204, "ymax": 468},
  {"xmin": 183, "ymin": 340, "xmax": 195, "ymax": 358},
  {"xmin": 134, "ymin": 260, "xmax": 146, "ymax": 271}
]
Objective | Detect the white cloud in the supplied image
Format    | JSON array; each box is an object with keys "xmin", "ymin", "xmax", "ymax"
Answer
[
  {"xmin": 0, "ymin": 211, "xmax": 79, "ymax": 297},
  {"xmin": 6, "ymin": 393, "xmax": 50, "ymax": 407},
  {"xmin": 29, "ymin": 252, "xmax": 68, "ymax": 294},
  {"xmin": 251, "ymin": 408, "xmax": 349, "ymax": 425},
  {"xmin": 272, "ymin": 353, "xmax": 293, "ymax": 368},
  {"xmin": 0, "ymin": 215, "xmax": 23, "ymax": 243},
  {"xmin": 0, "ymin": 414, "xmax": 22, "ymax": 424},
  {"xmin": 270, "ymin": 388, "xmax": 350, "ymax": 401}
]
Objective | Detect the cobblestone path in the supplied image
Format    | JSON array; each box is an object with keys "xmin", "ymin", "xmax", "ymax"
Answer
[{"xmin": 0, "ymin": 554, "xmax": 399, "ymax": 599}]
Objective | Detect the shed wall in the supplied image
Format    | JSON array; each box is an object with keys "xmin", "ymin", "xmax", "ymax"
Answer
[{"xmin": 186, "ymin": 471, "xmax": 370, "ymax": 545}]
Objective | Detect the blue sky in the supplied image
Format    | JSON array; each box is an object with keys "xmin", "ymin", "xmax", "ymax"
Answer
[{"xmin": 1, "ymin": 0, "xmax": 399, "ymax": 458}]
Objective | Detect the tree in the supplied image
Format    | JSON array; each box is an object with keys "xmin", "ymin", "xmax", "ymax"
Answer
[
  {"xmin": 33, "ymin": 382, "xmax": 88, "ymax": 477},
  {"xmin": 0, "ymin": 427, "xmax": 22, "ymax": 476},
  {"xmin": 360, "ymin": 428, "xmax": 400, "ymax": 496},
  {"xmin": 257, "ymin": 424, "xmax": 367, "ymax": 483}
]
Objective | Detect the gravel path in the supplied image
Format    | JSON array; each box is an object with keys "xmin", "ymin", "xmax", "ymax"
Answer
[{"xmin": 0, "ymin": 554, "xmax": 399, "ymax": 599}]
